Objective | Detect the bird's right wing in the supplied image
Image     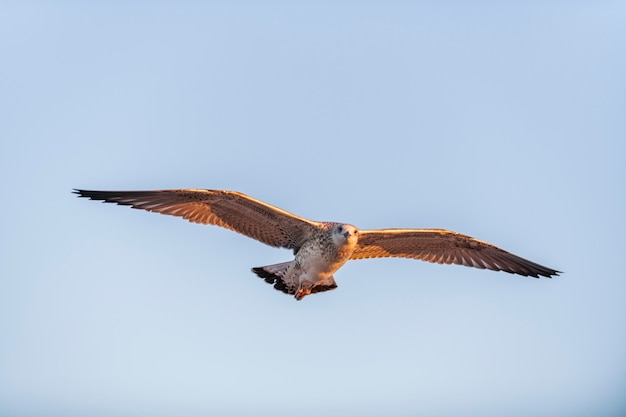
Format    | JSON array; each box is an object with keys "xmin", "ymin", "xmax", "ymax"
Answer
[
  {"xmin": 351, "ymin": 228, "xmax": 559, "ymax": 278},
  {"xmin": 74, "ymin": 189, "xmax": 320, "ymax": 251}
]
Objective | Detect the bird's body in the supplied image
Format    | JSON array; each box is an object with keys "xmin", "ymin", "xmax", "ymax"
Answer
[
  {"xmin": 74, "ymin": 189, "xmax": 560, "ymax": 300},
  {"xmin": 253, "ymin": 223, "xmax": 359, "ymax": 299}
]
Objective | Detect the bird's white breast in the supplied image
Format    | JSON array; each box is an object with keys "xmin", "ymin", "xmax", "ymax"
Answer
[{"xmin": 295, "ymin": 227, "xmax": 358, "ymax": 282}]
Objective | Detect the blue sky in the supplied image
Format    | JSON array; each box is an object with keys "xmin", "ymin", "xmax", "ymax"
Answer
[{"xmin": 1, "ymin": 1, "xmax": 625, "ymax": 416}]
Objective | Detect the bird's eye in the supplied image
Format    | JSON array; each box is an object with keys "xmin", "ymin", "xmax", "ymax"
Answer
[{"xmin": 338, "ymin": 226, "xmax": 343, "ymax": 232}]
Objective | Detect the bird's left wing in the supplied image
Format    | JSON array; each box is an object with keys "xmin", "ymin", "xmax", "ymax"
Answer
[
  {"xmin": 74, "ymin": 189, "xmax": 320, "ymax": 251},
  {"xmin": 351, "ymin": 229, "xmax": 559, "ymax": 278}
]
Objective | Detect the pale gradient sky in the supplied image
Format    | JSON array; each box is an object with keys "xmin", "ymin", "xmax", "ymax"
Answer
[{"xmin": 1, "ymin": 2, "xmax": 625, "ymax": 417}]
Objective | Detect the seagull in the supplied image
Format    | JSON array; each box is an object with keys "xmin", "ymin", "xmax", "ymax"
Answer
[{"xmin": 74, "ymin": 189, "xmax": 560, "ymax": 300}]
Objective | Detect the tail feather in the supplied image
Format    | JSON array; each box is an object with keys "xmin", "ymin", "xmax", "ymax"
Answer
[
  {"xmin": 251, "ymin": 261, "xmax": 338, "ymax": 300},
  {"xmin": 310, "ymin": 277, "xmax": 338, "ymax": 294},
  {"xmin": 251, "ymin": 261, "xmax": 295, "ymax": 295}
]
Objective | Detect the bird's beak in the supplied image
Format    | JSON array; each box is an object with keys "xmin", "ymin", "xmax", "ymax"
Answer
[{"xmin": 343, "ymin": 231, "xmax": 350, "ymax": 238}]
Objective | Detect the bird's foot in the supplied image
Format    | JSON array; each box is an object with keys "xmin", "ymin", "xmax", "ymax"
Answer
[{"xmin": 294, "ymin": 287, "xmax": 312, "ymax": 301}]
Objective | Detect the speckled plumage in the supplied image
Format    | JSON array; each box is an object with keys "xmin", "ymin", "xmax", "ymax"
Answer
[{"xmin": 74, "ymin": 188, "xmax": 560, "ymax": 300}]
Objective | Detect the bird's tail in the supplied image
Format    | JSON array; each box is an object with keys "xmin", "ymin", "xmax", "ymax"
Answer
[
  {"xmin": 252, "ymin": 262, "xmax": 338, "ymax": 300},
  {"xmin": 252, "ymin": 261, "xmax": 296, "ymax": 295}
]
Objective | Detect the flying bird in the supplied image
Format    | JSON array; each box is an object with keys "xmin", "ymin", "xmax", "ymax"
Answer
[{"xmin": 74, "ymin": 189, "xmax": 560, "ymax": 300}]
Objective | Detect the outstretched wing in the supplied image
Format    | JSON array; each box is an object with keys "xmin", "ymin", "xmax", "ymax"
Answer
[
  {"xmin": 351, "ymin": 229, "xmax": 559, "ymax": 278},
  {"xmin": 74, "ymin": 189, "xmax": 320, "ymax": 251}
]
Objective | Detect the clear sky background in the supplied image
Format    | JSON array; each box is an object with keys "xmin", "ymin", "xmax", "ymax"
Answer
[{"xmin": 1, "ymin": 1, "xmax": 625, "ymax": 416}]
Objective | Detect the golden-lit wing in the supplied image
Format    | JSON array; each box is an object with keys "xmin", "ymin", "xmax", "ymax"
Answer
[
  {"xmin": 74, "ymin": 189, "xmax": 320, "ymax": 251},
  {"xmin": 351, "ymin": 229, "xmax": 559, "ymax": 278}
]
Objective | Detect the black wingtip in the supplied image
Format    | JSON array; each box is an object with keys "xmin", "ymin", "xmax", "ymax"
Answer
[
  {"xmin": 527, "ymin": 269, "xmax": 561, "ymax": 279},
  {"xmin": 72, "ymin": 189, "xmax": 128, "ymax": 204},
  {"xmin": 537, "ymin": 266, "xmax": 562, "ymax": 278},
  {"xmin": 73, "ymin": 188, "xmax": 93, "ymax": 198}
]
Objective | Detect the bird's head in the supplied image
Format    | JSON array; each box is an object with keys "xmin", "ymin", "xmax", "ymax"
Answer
[{"xmin": 332, "ymin": 223, "xmax": 359, "ymax": 248}]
